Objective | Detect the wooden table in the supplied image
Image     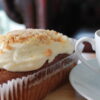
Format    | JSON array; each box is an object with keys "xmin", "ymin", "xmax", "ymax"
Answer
[{"xmin": 44, "ymin": 53, "xmax": 96, "ymax": 100}]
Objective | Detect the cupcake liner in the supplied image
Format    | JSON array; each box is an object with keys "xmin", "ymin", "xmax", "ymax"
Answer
[{"xmin": 0, "ymin": 52, "xmax": 77, "ymax": 100}]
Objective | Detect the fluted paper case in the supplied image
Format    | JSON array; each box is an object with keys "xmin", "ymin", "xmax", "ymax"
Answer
[{"xmin": 0, "ymin": 52, "xmax": 77, "ymax": 100}]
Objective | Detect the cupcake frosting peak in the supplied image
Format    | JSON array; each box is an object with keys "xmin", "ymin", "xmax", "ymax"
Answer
[{"xmin": 0, "ymin": 29, "xmax": 74, "ymax": 72}]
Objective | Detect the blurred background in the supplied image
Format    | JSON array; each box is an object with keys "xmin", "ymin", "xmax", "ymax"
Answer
[
  {"xmin": 0, "ymin": 0, "xmax": 100, "ymax": 52},
  {"xmin": 0, "ymin": 0, "xmax": 25, "ymax": 34}
]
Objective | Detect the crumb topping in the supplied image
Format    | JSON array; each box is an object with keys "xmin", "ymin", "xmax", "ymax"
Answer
[{"xmin": 0, "ymin": 29, "xmax": 67, "ymax": 50}]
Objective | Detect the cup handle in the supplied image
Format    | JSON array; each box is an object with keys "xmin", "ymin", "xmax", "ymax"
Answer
[{"xmin": 75, "ymin": 37, "xmax": 98, "ymax": 72}]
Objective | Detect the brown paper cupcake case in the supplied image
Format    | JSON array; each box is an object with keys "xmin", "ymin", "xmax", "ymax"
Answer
[{"xmin": 0, "ymin": 53, "xmax": 77, "ymax": 100}]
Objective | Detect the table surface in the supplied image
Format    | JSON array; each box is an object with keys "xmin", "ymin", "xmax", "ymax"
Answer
[{"xmin": 44, "ymin": 53, "xmax": 96, "ymax": 100}]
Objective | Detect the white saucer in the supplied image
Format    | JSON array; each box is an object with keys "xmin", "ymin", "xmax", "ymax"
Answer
[{"xmin": 69, "ymin": 59, "xmax": 100, "ymax": 100}]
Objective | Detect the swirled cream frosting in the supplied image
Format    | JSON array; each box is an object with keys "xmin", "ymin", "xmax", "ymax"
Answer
[{"xmin": 0, "ymin": 29, "xmax": 74, "ymax": 72}]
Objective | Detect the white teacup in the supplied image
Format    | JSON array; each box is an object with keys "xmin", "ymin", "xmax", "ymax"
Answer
[{"xmin": 75, "ymin": 30, "xmax": 100, "ymax": 72}]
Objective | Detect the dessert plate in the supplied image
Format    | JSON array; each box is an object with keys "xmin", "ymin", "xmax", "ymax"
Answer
[{"xmin": 69, "ymin": 59, "xmax": 100, "ymax": 100}]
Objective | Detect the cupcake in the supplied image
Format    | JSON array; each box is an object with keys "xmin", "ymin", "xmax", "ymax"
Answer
[{"xmin": 0, "ymin": 29, "xmax": 76, "ymax": 100}]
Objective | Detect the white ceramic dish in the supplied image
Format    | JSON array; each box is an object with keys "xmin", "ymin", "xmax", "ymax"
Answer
[{"xmin": 70, "ymin": 59, "xmax": 100, "ymax": 100}]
